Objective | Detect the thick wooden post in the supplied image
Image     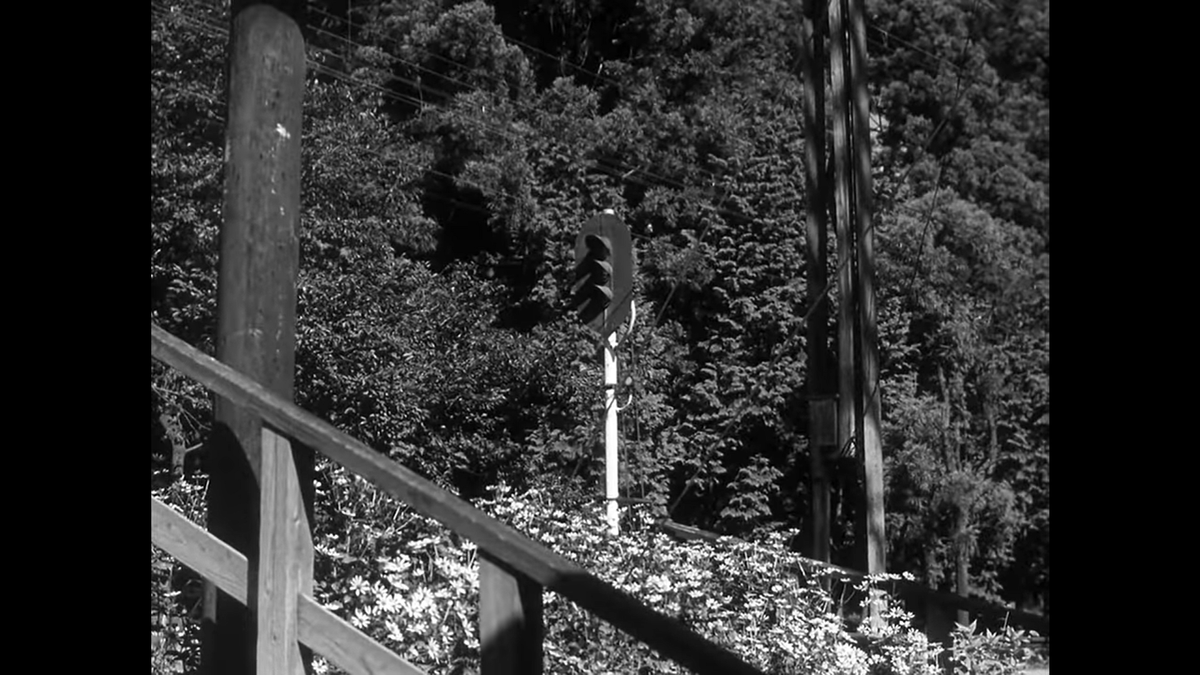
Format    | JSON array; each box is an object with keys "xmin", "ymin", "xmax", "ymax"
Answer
[
  {"xmin": 480, "ymin": 553, "xmax": 544, "ymax": 675},
  {"xmin": 203, "ymin": 4, "xmax": 307, "ymax": 675},
  {"xmin": 800, "ymin": 0, "xmax": 833, "ymax": 566}
]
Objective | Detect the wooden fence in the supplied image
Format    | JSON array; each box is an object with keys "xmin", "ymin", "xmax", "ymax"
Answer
[{"xmin": 151, "ymin": 322, "xmax": 767, "ymax": 675}]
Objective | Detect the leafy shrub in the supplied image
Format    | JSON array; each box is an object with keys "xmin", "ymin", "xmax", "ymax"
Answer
[
  {"xmin": 151, "ymin": 466, "xmax": 1039, "ymax": 675},
  {"xmin": 945, "ymin": 621, "xmax": 1040, "ymax": 675},
  {"xmin": 301, "ymin": 469, "xmax": 1021, "ymax": 675}
]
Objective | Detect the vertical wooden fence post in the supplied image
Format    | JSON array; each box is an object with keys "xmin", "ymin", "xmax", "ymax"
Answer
[
  {"xmin": 480, "ymin": 553, "xmax": 544, "ymax": 675},
  {"xmin": 257, "ymin": 428, "xmax": 314, "ymax": 675},
  {"xmin": 203, "ymin": 4, "xmax": 306, "ymax": 675}
]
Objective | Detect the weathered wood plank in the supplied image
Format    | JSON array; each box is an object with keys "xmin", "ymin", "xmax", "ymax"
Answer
[
  {"xmin": 256, "ymin": 429, "xmax": 311, "ymax": 675},
  {"xmin": 153, "ymin": 496, "xmax": 248, "ymax": 602},
  {"xmin": 152, "ymin": 495, "xmax": 426, "ymax": 675},
  {"xmin": 297, "ymin": 600, "xmax": 428, "ymax": 675},
  {"xmin": 480, "ymin": 553, "xmax": 543, "ymax": 675},
  {"xmin": 153, "ymin": 323, "xmax": 766, "ymax": 675}
]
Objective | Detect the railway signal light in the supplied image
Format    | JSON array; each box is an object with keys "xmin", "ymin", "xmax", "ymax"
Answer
[{"xmin": 571, "ymin": 212, "xmax": 633, "ymax": 337}]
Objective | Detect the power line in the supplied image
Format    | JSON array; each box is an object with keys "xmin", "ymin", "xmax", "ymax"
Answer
[
  {"xmin": 308, "ymin": 4, "xmax": 520, "ymax": 94},
  {"xmin": 302, "ymin": 15, "xmax": 742, "ymax": 215},
  {"xmin": 866, "ymin": 25, "xmax": 993, "ymax": 90},
  {"xmin": 153, "ymin": 72, "xmax": 497, "ymax": 223},
  {"xmin": 302, "ymin": 28, "xmax": 734, "ymax": 201},
  {"xmin": 882, "ymin": 0, "xmax": 983, "ymax": 292},
  {"xmin": 170, "ymin": 0, "xmax": 766, "ymax": 255},
  {"xmin": 308, "ymin": 1, "xmax": 627, "ymax": 91},
  {"xmin": 177, "ymin": 0, "xmax": 730, "ymax": 198},
  {"xmin": 843, "ymin": 0, "xmax": 987, "ymax": 457},
  {"xmin": 154, "ymin": 3, "xmax": 513, "ymax": 215}
]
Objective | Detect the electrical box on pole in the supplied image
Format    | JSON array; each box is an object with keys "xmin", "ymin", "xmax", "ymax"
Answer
[{"xmin": 571, "ymin": 212, "xmax": 633, "ymax": 339}]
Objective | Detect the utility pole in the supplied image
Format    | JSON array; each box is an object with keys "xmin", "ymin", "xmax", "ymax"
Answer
[
  {"xmin": 846, "ymin": 0, "xmax": 887, "ymax": 581},
  {"xmin": 204, "ymin": 3, "xmax": 309, "ymax": 675},
  {"xmin": 800, "ymin": 0, "xmax": 833, "ymax": 565},
  {"xmin": 826, "ymin": 0, "xmax": 886, "ymax": 625},
  {"xmin": 828, "ymin": 0, "xmax": 859, "ymax": 506}
]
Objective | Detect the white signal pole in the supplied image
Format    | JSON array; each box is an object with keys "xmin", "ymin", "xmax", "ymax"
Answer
[
  {"xmin": 584, "ymin": 207, "xmax": 634, "ymax": 536},
  {"xmin": 604, "ymin": 330, "xmax": 619, "ymax": 535},
  {"xmin": 604, "ymin": 296, "xmax": 636, "ymax": 535}
]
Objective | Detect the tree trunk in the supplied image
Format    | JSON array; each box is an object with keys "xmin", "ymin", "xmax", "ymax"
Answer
[
  {"xmin": 955, "ymin": 509, "xmax": 970, "ymax": 627},
  {"xmin": 937, "ymin": 366, "xmax": 956, "ymax": 472}
]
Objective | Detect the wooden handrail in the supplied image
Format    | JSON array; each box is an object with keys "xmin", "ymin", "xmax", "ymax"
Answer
[{"xmin": 152, "ymin": 323, "xmax": 765, "ymax": 675}]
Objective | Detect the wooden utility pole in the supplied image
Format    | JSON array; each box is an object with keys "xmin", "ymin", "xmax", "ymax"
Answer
[
  {"xmin": 827, "ymin": 0, "xmax": 858, "ymax": 499},
  {"xmin": 846, "ymin": 0, "xmax": 887, "ymax": 580},
  {"xmin": 800, "ymin": 0, "xmax": 833, "ymax": 565},
  {"xmin": 203, "ymin": 4, "xmax": 309, "ymax": 675},
  {"xmin": 826, "ymin": 0, "xmax": 886, "ymax": 624}
]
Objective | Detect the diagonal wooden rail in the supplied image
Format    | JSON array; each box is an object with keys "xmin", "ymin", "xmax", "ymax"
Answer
[{"xmin": 151, "ymin": 322, "xmax": 766, "ymax": 675}]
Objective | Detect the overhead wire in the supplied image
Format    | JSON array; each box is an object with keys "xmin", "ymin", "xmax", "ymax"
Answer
[
  {"xmin": 894, "ymin": 0, "xmax": 991, "ymax": 300},
  {"xmin": 160, "ymin": 1, "xmax": 538, "ymax": 152},
  {"xmin": 154, "ymin": 2, "xmax": 508, "ymax": 220},
  {"xmin": 304, "ymin": 8, "xmax": 744, "ymax": 219},
  {"xmin": 310, "ymin": 3, "xmax": 771, "ymax": 342},
  {"xmin": 247, "ymin": 0, "xmax": 731, "ymax": 197},
  {"xmin": 841, "ymin": 0, "xmax": 988, "ymax": 459},
  {"xmin": 866, "ymin": 24, "xmax": 993, "ymax": 90},
  {"xmin": 308, "ymin": 2, "xmax": 628, "ymax": 95},
  {"xmin": 169, "ymin": 0, "xmax": 771, "ymax": 266}
]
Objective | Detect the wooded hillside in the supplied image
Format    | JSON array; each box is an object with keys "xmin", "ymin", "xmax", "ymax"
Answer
[{"xmin": 152, "ymin": 0, "xmax": 1049, "ymax": 614}]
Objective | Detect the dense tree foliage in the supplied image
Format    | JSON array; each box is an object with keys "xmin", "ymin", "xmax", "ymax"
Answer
[{"xmin": 152, "ymin": 0, "xmax": 1048, "ymax": 615}]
